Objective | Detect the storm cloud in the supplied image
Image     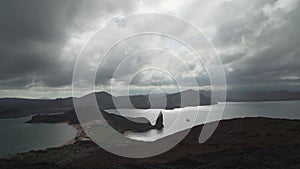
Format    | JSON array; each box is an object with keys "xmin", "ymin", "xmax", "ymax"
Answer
[{"xmin": 0, "ymin": 0, "xmax": 299, "ymax": 98}]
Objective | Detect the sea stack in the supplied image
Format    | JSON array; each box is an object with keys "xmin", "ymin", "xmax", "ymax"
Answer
[{"xmin": 154, "ymin": 111, "xmax": 164, "ymax": 130}]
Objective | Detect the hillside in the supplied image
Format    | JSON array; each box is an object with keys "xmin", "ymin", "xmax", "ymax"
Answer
[{"xmin": 1, "ymin": 117, "xmax": 299, "ymax": 168}]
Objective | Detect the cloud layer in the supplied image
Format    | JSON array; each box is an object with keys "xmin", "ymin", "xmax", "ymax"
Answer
[{"xmin": 0, "ymin": 0, "xmax": 299, "ymax": 98}]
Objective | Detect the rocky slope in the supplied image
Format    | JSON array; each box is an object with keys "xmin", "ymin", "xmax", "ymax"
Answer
[{"xmin": 1, "ymin": 117, "xmax": 299, "ymax": 169}]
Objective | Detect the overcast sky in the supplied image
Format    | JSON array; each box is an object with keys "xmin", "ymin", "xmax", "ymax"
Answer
[{"xmin": 0, "ymin": 0, "xmax": 299, "ymax": 98}]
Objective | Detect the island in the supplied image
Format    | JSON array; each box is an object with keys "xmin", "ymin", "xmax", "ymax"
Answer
[
  {"xmin": 26, "ymin": 108, "xmax": 164, "ymax": 133},
  {"xmin": 0, "ymin": 90, "xmax": 213, "ymax": 119}
]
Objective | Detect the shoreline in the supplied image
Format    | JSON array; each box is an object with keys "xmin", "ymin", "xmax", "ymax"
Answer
[
  {"xmin": 65, "ymin": 124, "xmax": 89, "ymax": 145},
  {"xmin": 27, "ymin": 115, "xmax": 300, "ymax": 146},
  {"xmin": 1, "ymin": 117, "xmax": 299, "ymax": 168},
  {"xmin": 0, "ymin": 118, "xmax": 78, "ymax": 159},
  {"xmin": 1, "ymin": 104, "xmax": 300, "ymax": 153},
  {"xmin": 5, "ymin": 110, "xmax": 300, "ymax": 149}
]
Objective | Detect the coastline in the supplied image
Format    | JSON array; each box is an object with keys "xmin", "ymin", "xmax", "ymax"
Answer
[
  {"xmin": 2, "ymin": 98, "xmax": 300, "ymax": 160},
  {"xmin": 1, "ymin": 117, "xmax": 299, "ymax": 168},
  {"xmin": 65, "ymin": 124, "xmax": 89, "ymax": 145},
  {"xmin": 0, "ymin": 118, "xmax": 77, "ymax": 159}
]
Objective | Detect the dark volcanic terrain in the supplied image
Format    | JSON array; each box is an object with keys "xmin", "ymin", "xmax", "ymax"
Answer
[
  {"xmin": 0, "ymin": 117, "xmax": 299, "ymax": 169},
  {"xmin": 27, "ymin": 108, "xmax": 164, "ymax": 133}
]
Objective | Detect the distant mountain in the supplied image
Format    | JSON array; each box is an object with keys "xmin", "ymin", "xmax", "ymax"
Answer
[
  {"xmin": 113, "ymin": 89, "xmax": 212, "ymax": 109},
  {"xmin": 78, "ymin": 91, "xmax": 116, "ymax": 109},
  {"xmin": 0, "ymin": 90, "xmax": 213, "ymax": 118},
  {"xmin": 3, "ymin": 90, "xmax": 300, "ymax": 119},
  {"xmin": 0, "ymin": 97, "xmax": 73, "ymax": 118},
  {"xmin": 2, "ymin": 90, "xmax": 300, "ymax": 119},
  {"xmin": 165, "ymin": 89, "xmax": 212, "ymax": 109},
  {"xmin": 226, "ymin": 90, "xmax": 300, "ymax": 102}
]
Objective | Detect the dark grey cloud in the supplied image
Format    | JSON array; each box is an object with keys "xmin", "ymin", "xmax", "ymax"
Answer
[
  {"xmin": 0, "ymin": 0, "xmax": 300, "ymax": 98},
  {"xmin": 211, "ymin": 0, "xmax": 276, "ymax": 46},
  {"xmin": 0, "ymin": 0, "xmax": 137, "ymax": 89},
  {"xmin": 0, "ymin": 0, "xmax": 80, "ymax": 88},
  {"xmin": 223, "ymin": 0, "xmax": 300, "ymax": 89}
]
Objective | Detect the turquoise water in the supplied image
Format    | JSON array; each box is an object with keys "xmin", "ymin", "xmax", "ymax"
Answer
[{"xmin": 0, "ymin": 116, "xmax": 76, "ymax": 158}]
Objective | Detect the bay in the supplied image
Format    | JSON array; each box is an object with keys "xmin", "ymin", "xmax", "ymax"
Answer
[
  {"xmin": 0, "ymin": 116, "xmax": 76, "ymax": 158},
  {"xmin": 107, "ymin": 100, "xmax": 300, "ymax": 141}
]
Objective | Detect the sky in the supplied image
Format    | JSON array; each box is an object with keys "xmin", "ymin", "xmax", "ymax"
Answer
[{"xmin": 0, "ymin": 0, "xmax": 299, "ymax": 98}]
